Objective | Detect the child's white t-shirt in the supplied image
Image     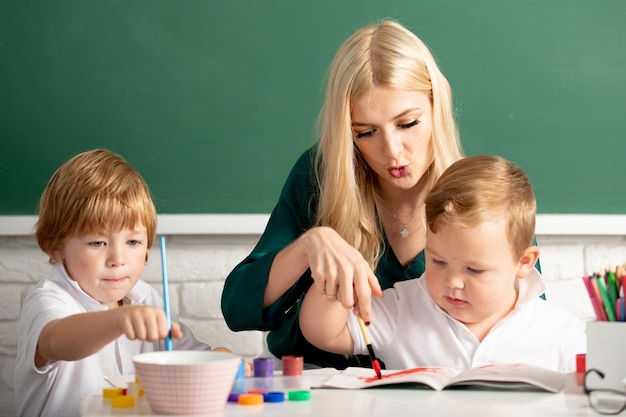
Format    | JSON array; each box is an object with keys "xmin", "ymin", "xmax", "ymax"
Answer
[
  {"xmin": 347, "ymin": 268, "xmax": 586, "ymax": 372},
  {"xmin": 15, "ymin": 263, "xmax": 209, "ymax": 417}
]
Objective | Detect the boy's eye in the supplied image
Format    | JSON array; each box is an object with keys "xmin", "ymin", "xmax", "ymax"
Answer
[
  {"xmin": 127, "ymin": 240, "xmax": 140, "ymax": 247},
  {"xmin": 467, "ymin": 267, "xmax": 484, "ymax": 274},
  {"xmin": 399, "ymin": 120, "xmax": 419, "ymax": 129},
  {"xmin": 90, "ymin": 241, "xmax": 105, "ymax": 248}
]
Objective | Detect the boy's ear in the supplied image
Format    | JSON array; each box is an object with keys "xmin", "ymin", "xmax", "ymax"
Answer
[
  {"xmin": 50, "ymin": 249, "xmax": 63, "ymax": 263},
  {"xmin": 516, "ymin": 246, "xmax": 540, "ymax": 279}
]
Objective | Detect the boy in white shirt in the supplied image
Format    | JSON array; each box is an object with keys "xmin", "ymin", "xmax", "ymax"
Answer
[
  {"xmin": 15, "ymin": 149, "xmax": 234, "ymax": 417},
  {"xmin": 299, "ymin": 155, "xmax": 585, "ymax": 372}
]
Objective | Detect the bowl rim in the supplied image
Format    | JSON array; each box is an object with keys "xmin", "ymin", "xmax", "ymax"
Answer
[{"xmin": 132, "ymin": 350, "xmax": 241, "ymax": 365}]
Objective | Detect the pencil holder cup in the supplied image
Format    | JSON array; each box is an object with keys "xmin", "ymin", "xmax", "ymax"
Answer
[{"xmin": 586, "ymin": 321, "xmax": 626, "ymax": 390}]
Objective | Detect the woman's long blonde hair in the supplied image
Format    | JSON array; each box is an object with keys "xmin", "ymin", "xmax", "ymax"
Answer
[{"xmin": 314, "ymin": 20, "xmax": 463, "ymax": 269}]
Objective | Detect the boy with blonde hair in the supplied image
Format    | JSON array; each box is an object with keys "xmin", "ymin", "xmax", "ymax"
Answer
[
  {"xmin": 15, "ymin": 149, "xmax": 225, "ymax": 417},
  {"xmin": 300, "ymin": 155, "xmax": 585, "ymax": 372}
]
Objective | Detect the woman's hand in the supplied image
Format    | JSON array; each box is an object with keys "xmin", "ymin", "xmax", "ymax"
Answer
[
  {"xmin": 267, "ymin": 226, "xmax": 383, "ymax": 323},
  {"xmin": 302, "ymin": 227, "xmax": 383, "ymax": 322}
]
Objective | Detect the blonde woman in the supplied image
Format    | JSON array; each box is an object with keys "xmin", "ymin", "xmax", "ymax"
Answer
[{"xmin": 223, "ymin": 20, "xmax": 469, "ymax": 369}]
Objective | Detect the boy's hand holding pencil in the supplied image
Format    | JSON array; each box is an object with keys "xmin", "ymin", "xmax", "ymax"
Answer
[{"xmin": 116, "ymin": 305, "xmax": 183, "ymax": 342}]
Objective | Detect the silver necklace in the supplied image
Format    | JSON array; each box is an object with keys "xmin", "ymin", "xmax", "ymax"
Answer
[{"xmin": 377, "ymin": 196, "xmax": 423, "ymax": 238}]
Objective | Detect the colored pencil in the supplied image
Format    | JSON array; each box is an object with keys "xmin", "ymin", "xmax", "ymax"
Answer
[
  {"xmin": 582, "ymin": 275, "xmax": 605, "ymax": 321},
  {"xmin": 607, "ymin": 270, "xmax": 618, "ymax": 308},
  {"xmin": 596, "ymin": 276, "xmax": 616, "ymax": 322},
  {"xmin": 589, "ymin": 277, "xmax": 609, "ymax": 321}
]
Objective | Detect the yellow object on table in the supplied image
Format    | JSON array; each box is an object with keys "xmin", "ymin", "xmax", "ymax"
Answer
[
  {"xmin": 110, "ymin": 395, "xmax": 135, "ymax": 408},
  {"xmin": 101, "ymin": 388, "xmax": 123, "ymax": 398}
]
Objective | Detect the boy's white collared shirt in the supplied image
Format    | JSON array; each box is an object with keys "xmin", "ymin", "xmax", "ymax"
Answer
[
  {"xmin": 347, "ymin": 268, "xmax": 585, "ymax": 372},
  {"xmin": 15, "ymin": 263, "xmax": 208, "ymax": 417}
]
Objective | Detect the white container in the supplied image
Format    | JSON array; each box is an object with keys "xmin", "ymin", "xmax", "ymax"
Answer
[{"xmin": 586, "ymin": 321, "xmax": 626, "ymax": 391}]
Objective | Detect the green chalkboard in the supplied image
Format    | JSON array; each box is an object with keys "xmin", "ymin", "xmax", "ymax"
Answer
[{"xmin": 1, "ymin": 0, "xmax": 625, "ymax": 215}]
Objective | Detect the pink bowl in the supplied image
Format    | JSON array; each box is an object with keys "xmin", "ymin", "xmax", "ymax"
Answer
[{"xmin": 133, "ymin": 350, "xmax": 241, "ymax": 415}]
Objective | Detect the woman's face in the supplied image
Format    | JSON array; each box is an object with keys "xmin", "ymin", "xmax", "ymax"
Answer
[{"xmin": 351, "ymin": 87, "xmax": 434, "ymax": 194}]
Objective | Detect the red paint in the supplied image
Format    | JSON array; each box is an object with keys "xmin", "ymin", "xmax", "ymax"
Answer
[
  {"xmin": 372, "ymin": 359, "xmax": 382, "ymax": 380},
  {"xmin": 360, "ymin": 366, "xmax": 444, "ymax": 383}
]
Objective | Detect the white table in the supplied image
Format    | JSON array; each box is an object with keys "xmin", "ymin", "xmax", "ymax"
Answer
[{"xmin": 80, "ymin": 373, "xmax": 603, "ymax": 417}]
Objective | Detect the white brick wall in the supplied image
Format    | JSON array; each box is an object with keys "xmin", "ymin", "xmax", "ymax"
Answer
[{"xmin": 2, "ymin": 224, "xmax": 625, "ymax": 416}]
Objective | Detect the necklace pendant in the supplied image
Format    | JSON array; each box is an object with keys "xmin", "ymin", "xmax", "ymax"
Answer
[{"xmin": 400, "ymin": 225, "xmax": 409, "ymax": 238}]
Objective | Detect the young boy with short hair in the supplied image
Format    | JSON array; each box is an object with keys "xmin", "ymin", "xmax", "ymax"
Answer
[
  {"xmin": 299, "ymin": 155, "xmax": 585, "ymax": 372},
  {"xmin": 15, "ymin": 149, "xmax": 229, "ymax": 417}
]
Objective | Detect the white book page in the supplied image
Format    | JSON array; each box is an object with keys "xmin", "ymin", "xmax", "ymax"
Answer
[
  {"xmin": 447, "ymin": 364, "xmax": 566, "ymax": 393},
  {"xmin": 320, "ymin": 364, "xmax": 566, "ymax": 392},
  {"xmin": 321, "ymin": 366, "xmax": 461, "ymax": 390}
]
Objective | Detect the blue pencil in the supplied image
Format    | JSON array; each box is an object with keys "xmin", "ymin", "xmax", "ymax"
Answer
[{"xmin": 159, "ymin": 235, "xmax": 173, "ymax": 351}]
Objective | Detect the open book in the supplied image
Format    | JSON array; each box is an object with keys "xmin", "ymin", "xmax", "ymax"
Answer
[{"xmin": 319, "ymin": 363, "xmax": 566, "ymax": 393}]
